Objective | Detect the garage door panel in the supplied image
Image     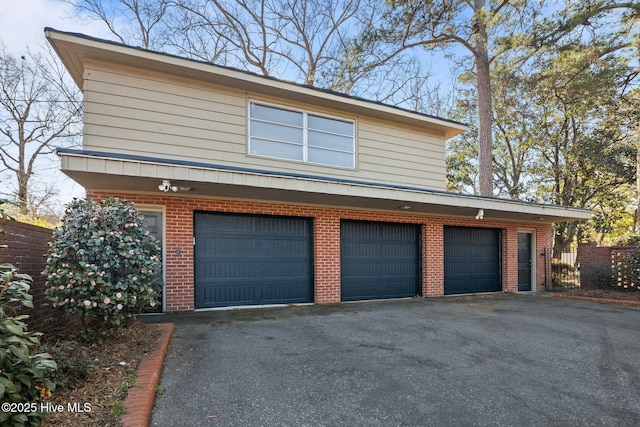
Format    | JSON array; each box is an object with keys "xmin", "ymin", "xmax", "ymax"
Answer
[
  {"xmin": 259, "ymin": 238, "xmax": 309, "ymax": 256},
  {"xmin": 261, "ymin": 260, "xmax": 309, "ymax": 278},
  {"xmin": 341, "ymin": 221, "xmax": 420, "ymax": 301},
  {"xmin": 204, "ymin": 284, "xmax": 256, "ymax": 306},
  {"xmin": 195, "ymin": 213, "xmax": 313, "ymax": 308},
  {"xmin": 204, "ymin": 260, "xmax": 260, "ymax": 278},
  {"xmin": 341, "ymin": 262, "xmax": 379, "ymax": 277},
  {"xmin": 444, "ymin": 227, "xmax": 501, "ymax": 295},
  {"xmin": 202, "ymin": 214, "xmax": 253, "ymax": 232},
  {"xmin": 260, "ymin": 281, "xmax": 310, "ymax": 303},
  {"xmin": 203, "ymin": 237, "xmax": 255, "ymax": 255},
  {"xmin": 258, "ymin": 216, "xmax": 307, "ymax": 233}
]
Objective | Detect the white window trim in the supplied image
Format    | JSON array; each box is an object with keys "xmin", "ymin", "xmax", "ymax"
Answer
[{"xmin": 248, "ymin": 100, "xmax": 356, "ymax": 169}]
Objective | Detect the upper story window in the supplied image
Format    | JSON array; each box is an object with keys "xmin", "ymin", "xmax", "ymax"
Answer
[{"xmin": 248, "ymin": 101, "xmax": 355, "ymax": 168}]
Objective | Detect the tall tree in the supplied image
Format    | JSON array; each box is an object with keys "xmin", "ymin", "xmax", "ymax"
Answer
[
  {"xmin": 64, "ymin": 0, "xmax": 175, "ymax": 49},
  {"xmin": 0, "ymin": 47, "xmax": 82, "ymax": 215},
  {"xmin": 530, "ymin": 45, "xmax": 636, "ymax": 255},
  {"xmin": 345, "ymin": 0, "xmax": 544, "ymax": 196},
  {"xmin": 561, "ymin": 1, "xmax": 640, "ymax": 236},
  {"xmin": 489, "ymin": 56, "xmax": 542, "ymax": 200},
  {"xmin": 62, "ymin": 0, "xmax": 387, "ymax": 92},
  {"xmin": 445, "ymin": 62, "xmax": 538, "ymax": 200},
  {"xmin": 173, "ymin": 0, "xmax": 373, "ymax": 86}
]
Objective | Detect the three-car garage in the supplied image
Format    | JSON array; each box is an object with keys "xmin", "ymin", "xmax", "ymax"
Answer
[{"xmin": 194, "ymin": 212, "xmax": 503, "ymax": 308}]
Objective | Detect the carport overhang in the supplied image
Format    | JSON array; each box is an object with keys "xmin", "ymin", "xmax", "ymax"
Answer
[{"xmin": 59, "ymin": 148, "xmax": 591, "ymax": 223}]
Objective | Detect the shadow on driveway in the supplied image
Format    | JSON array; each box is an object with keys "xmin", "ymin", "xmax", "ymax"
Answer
[{"xmin": 147, "ymin": 294, "xmax": 640, "ymax": 426}]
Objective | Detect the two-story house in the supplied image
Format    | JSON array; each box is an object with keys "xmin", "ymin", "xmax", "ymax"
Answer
[{"xmin": 46, "ymin": 28, "xmax": 590, "ymax": 312}]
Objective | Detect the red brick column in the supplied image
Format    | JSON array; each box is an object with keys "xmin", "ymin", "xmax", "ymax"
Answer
[
  {"xmin": 164, "ymin": 203, "xmax": 195, "ymax": 311},
  {"xmin": 314, "ymin": 214, "xmax": 341, "ymax": 303},
  {"xmin": 501, "ymin": 225, "xmax": 518, "ymax": 293},
  {"xmin": 423, "ymin": 221, "xmax": 444, "ymax": 296}
]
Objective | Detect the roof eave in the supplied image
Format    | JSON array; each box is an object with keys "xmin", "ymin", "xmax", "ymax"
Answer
[
  {"xmin": 45, "ymin": 28, "xmax": 467, "ymax": 139},
  {"xmin": 57, "ymin": 149, "xmax": 591, "ymax": 223}
]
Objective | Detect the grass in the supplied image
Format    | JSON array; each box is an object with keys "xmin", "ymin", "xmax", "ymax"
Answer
[{"xmin": 110, "ymin": 400, "xmax": 127, "ymax": 416}]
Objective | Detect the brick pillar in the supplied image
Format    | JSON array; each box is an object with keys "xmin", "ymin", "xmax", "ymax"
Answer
[
  {"xmin": 578, "ymin": 242, "xmax": 605, "ymax": 289},
  {"xmin": 164, "ymin": 203, "xmax": 194, "ymax": 311},
  {"xmin": 502, "ymin": 226, "xmax": 518, "ymax": 293},
  {"xmin": 536, "ymin": 225, "xmax": 552, "ymax": 290},
  {"xmin": 423, "ymin": 221, "xmax": 444, "ymax": 296},
  {"xmin": 314, "ymin": 214, "xmax": 341, "ymax": 303}
]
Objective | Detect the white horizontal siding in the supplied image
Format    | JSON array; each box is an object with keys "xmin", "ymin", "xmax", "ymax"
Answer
[
  {"xmin": 357, "ymin": 118, "xmax": 446, "ymax": 188},
  {"xmin": 81, "ymin": 62, "xmax": 448, "ymax": 190}
]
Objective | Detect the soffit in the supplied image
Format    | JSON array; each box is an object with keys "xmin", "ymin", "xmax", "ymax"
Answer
[{"xmin": 59, "ymin": 151, "xmax": 591, "ymax": 223}]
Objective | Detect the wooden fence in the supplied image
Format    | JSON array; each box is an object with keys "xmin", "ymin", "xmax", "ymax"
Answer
[{"xmin": 0, "ymin": 220, "xmax": 63, "ymax": 331}]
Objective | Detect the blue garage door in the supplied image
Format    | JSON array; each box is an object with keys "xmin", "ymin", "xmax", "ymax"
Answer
[
  {"xmin": 341, "ymin": 220, "xmax": 421, "ymax": 301},
  {"xmin": 444, "ymin": 226, "xmax": 501, "ymax": 295},
  {"xmin": 194, "ymin": 213, "xmax": 313, "ymax": 308}
]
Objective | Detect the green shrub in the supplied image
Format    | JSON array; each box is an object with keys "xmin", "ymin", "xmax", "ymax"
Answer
[
  {"xmin": 588, "ymin": 262, "xmax": 614, "ymax": 289},
  {"xmin": 43, "ymin": 198, "xmax": 161, "ymax": 340},
  {"xmin": 552, "ymin": 260, "xmax": 576, "ymax": 275},
  {"xmin": 629, "ymin": 246, "xmax": 640, "ymax": 289},
  {"xmin": 39, "ymin": 341, "xmax": 93, "ymax": 390},
  {"xmin": 0, "ymin": 263, "xmax": 57, "ymax": 427}
]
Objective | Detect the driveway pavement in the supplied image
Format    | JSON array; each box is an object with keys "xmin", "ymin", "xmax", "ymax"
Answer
[{"xmin": 148, "ymin": 294, "xmax": 640, "ymax": 426}]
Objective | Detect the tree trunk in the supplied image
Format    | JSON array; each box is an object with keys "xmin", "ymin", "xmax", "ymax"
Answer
[
  {"xmin": 474, "ymin": 0, "xmax": 493, "ymax": 197},
  {"xmin": 553, "ymin": 222, "xmax": 577, "ymax": 260},
  {"xmin": 17, "ymin": 171, "xmax": 29, "ymax": 215}
]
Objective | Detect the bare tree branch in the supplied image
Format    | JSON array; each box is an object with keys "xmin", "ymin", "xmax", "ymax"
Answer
[{"xmin": 0, "ymin": 47, "xmax": 81, "ymax": 215}]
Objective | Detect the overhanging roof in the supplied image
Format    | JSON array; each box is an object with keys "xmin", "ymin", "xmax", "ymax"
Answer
[
  {"xmin": 45, "ymin": 28, "xmax": 467, "ymax": 139},
  {"xmin": 58, "ymin": 149, "xmax": 591, "ymax": 223}
]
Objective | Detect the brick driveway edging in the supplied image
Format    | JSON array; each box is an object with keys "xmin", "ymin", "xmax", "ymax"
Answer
[
  {"xmin": 553, "ymin": 293, "xmax": 640, "ymax": 308},
  {"xmin": 122, "ymin": 322, "xmax": 174, "ymax": 427}
]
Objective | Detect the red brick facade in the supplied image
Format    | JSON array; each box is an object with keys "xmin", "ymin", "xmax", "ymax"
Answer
[{"xmin": 88, "ymin": 192, "xmax": 552, "ymax": 312}]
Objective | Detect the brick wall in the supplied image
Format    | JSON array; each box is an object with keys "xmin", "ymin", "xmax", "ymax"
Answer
[
  {"xmin": 578, "ymin": 243, "xmax": 637, "ymax": 289},
  {"xmin": 88, "ymin": 192, "xmax": 553, "ymax": 312},
  {"xmin": 0, "ymin": 220, "xmax": 61, "ymax": 331}
]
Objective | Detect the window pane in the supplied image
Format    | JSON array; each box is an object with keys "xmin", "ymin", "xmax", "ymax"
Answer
[
  {"xmin": 250, "ymin": 138, "xmax": 303, "ymax": 161},
  {"xmin": 308, "ymin": 130, "xmax": 353, "ymax": 152},
  {"xmin": 250, "ymin": 103, "xmax": 303, "ymax": 127},
  {"xmin": 251, "ymin": 121, "xmax": 303, "ymax": 144},
  {"xmin": 308, "ymin": 147, "xmax": 353, "ymax": 168},
  {"xmin": 308, "ymin": 115, "xmax": 353, "ymax": 136}
]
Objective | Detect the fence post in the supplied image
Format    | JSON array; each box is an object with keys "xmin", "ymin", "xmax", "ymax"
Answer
[{"xmin": 544, "ymin": 247, "xmax": 551, "ymax": 290}]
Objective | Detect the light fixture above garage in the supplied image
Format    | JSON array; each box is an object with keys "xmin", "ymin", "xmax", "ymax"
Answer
[
  {"xmin": 399, "ymin": 205, "xmax": 412, "ymax": 210},
  {"xmin": 158, "ymin": 179, "xmax": 178, "ymax": 192}
]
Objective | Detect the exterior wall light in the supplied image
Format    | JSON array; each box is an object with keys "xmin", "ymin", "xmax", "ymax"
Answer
[
  {"xmin": 475, "ymin": 208, "xmax": 485, "ymax": 220},
  {"xmin": 158, "ymin": 180, "xmax": 178, "ymax": 192}
]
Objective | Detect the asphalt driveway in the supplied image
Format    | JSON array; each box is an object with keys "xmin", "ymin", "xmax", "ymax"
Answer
[{"xmin": 148, "ymin": 294, "xmax": 640, "ymax": 426}]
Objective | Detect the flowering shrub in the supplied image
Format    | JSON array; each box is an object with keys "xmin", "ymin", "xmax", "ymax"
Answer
[{"xmin": 43, "ymin": 198, "xmax": 161, "ymax": 339}]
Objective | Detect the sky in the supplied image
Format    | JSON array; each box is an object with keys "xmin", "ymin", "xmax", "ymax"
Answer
[
  {"xmin": 0, "ymin": 0, "xmax": 111, "ymax": 210},
  {"xmin": 0, "ymin": 0, "xmax": 460, "ymax": 213}
]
